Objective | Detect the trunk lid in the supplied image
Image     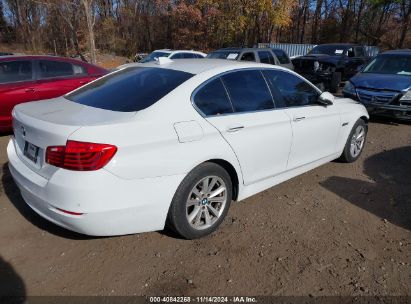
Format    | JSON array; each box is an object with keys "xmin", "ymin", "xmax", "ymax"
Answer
[{"xmin": 12, "ymin": 97, "xmax": 135, "ymax": 179}]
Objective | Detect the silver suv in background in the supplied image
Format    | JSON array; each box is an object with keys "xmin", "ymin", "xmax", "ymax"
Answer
[
  {"xmin": 206, "ymin": 47, "xmax": 294, "ymax": 70},
  {"xmin": 140, "ymin": 49, "xmax": 207, "ymax": 63}
]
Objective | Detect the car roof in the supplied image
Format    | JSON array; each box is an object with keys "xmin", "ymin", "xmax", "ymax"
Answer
[
  {"xmin": 314, "ymin": 43, "xmax": 359, "ymax": 48},
  {"xmin": 0, "ymin": 54, "xmax": 90, "ymax": 63},
  {"xmin": 120, "ymin": 58, "xmax": 290, "ymax": 75},
  {"xmin": 155, "ymin": 49, "xmax": 203, "ymax": 54},
  {"xmin": 211, "ymin": 48, "xmax": 272, "ymax": 52},
  {"xmin": 381, "ymin": 49, "xmax": 411, "ymax": 56}
]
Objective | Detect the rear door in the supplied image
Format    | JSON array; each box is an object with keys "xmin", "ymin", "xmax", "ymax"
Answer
[
  {"xmin": 193, "ymin": 69, "xmax": 292, "ymax": 185},
  {"xmin": 0, "ymin": 59, "xmax": 36, "ymax": 128},
  {"xmin": 33, "ymin": 59, "xmax": 91, "ymax": 100},
  {"xmin": 263, "ymin": 69, "xmax": 341, "ymax": 169}
]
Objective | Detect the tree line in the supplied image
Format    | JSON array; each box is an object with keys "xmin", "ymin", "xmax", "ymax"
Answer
[{"xmin": 0, "ymin": 0, "xmax": 410, "ymax": 63}]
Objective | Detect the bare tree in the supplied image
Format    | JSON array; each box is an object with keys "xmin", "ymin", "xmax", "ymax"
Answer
[{"xmin": 81, "ymin": 0, "xmax": 97, "ymax": 63}]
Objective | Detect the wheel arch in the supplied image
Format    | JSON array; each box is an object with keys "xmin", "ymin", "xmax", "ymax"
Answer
[{"xmin": 204, "ymin": 159, "xmax": 240, "ymax": 201}]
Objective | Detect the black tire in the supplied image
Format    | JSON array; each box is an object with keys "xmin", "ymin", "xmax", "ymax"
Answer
[
  {"xmin": 329, "ymin": 71, "xmax": 342, "ymax": 93},
  {"xmin": 166, "ymin": 162, "xmax": 232, "ymax": 239},
  {"xmin": 339, "ymin": 118, "xmax": 367, "ymax": 163}
]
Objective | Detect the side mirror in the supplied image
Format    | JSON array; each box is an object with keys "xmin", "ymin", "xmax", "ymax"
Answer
[{"xmin": 318, "ymin": 92, "xmax": 334, "ymax": 106}]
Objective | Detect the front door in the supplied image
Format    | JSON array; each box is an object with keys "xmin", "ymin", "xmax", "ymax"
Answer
[{"xmin": 262, "ymin": 69, "xmax": 341, "ymax": 169}]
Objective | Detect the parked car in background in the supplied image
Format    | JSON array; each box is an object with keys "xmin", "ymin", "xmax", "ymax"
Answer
[
  {"xmin": 140, "ymin": 50, "xmax": 206, "ymax": 63},
  {"xmin": 343, "ymin": 49, "xmax": 411, "ymax": 121},
  {"xmin": 134, "ymin": 52, "xmax": 148, "ymax": 62},
  {"xmin": 292, "ymin": 44, "xmax": 371, "ymax": 93},
  {"xmin": 0, "ymin": 55, "xmax": 108, "ymax": 132},
  {"xmin": 271, "ymin": 48, "xmax": 294, "ymax": 70},
  {"xmin": 0, "ymin": 52, "xmax": 13, "ymax": 56},
  {"xmin": 207, "ymin": 48, "xmax": 294, "ymax": 69},
  {"xmin": 8, "ymin": 59, "xmax": 368, "ymax": 239}
]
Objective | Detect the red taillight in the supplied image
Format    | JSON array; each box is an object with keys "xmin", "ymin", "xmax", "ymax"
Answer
[{"xmin": 46, "ymin": 140, "xmax": 117, "ymax": 171}]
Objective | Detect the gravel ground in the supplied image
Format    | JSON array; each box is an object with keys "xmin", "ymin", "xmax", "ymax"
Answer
[{"xmin": 0, "ymin": 118, "xmax": 410, "ymax": 297}]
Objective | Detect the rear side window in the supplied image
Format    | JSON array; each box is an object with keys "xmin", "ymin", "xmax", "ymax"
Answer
[
  {"xmin": 193, "ymin": 78, "xmax": 233, "ymax": 116},
  {"xmin": 0, "ymin": 60, "xmax": 33, "ymax": 83},
  {"xmin": 73, "ymin": 64, "xmax": 87, "ymax": 75},
  {"xmin": 221, "ymin": 70, "xmax": 274, "ymax": 112},
  {"xmin": 170, "ymin": 53, "xmax": 184, "ymax": 59},
  {"xmin": 182, "ymin": 53, "xmax": 196, "ymax": 58},
  {"xmin": 272, "ymin": 49, "xmax": 290, "ymax": 64},
  {"xmin": 39, "ymin": 60, "xmax": 77, "ymax": 78},
  {"xmin": 66, "ymin": 67, "xmax": 193, "ymax": 112},
  {"xmin": 258, "ymin": 51, "xmax": 275, "ymax": 65},
  {"xmin": 263, "ymin": 70, "xmax": 319, "ymax": 108}
]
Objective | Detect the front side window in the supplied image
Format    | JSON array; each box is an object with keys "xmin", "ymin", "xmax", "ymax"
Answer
[
  {"xmin": 347, "ymin": 48, "xmax": 355, "ymax": 58},
  {"xmin": 221, "ymin": 70, "xmax": 274, "ymax": 112},
  {"xmin": 355, "ymin": 47, "xmax": 365, "ymax": 57},
  {"xmin": 39, "ymin": 60, "xmax": 74, "ymax": 78},
  {"xmin": 0, "ymin": 60, "xmax": 32, "ymax": 83},
  {"xmin": 263, "ymin": 70, "xmax": 320, "ymax": 108},
  {"xmin": 66, "ymin": 67, "xmax": 194, "ymax": 112},
  {"xmin": 258, "ymin": 51, "xmax": 275, "ymax": 65},
  {"xmin": 193, "ymin": 78, "xmax": 233, "ymax": 116},
  {"xmin": 240, "ymin": 52, "xmax": 256, "ymax": 62}
]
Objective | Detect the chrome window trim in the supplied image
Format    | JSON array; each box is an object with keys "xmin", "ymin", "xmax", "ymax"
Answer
[
  {"xmin": 191, "ymin": 67, "xmax": 322, "ymax": 118},
  {"xmin": 191, "ymin": 68, "xmax": 276, "ymax": 118}
]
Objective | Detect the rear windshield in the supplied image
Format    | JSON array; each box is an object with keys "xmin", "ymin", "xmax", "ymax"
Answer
[{"xmin": 65, "ymin": 67, "xmax": 194, "ymax": 112}]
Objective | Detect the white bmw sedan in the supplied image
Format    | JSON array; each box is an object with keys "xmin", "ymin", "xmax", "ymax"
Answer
[{"xmin": 7, "ymin": 59, "xmax": 369, "ymax": 239}]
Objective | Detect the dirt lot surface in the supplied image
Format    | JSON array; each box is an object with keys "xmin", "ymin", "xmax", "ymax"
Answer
[{"xmin": 0, "ymin": 119, "xmax": 410, "ymax": 298}]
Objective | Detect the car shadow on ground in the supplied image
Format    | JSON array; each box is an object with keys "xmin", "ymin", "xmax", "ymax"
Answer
[
  {"xmin": 1, "ymin": 163, "xmax": 97, "ymax": 240},
  {"xmin": 0, "ymin": 256, "xmax": 26, "ymax": 303},
  {"xmin": 321, "ymin": 146, "xmax": 411, "ymax": 231},
  {"xmin": 369, "ymin": 115, "xmax": 411, "ymax": 126}
]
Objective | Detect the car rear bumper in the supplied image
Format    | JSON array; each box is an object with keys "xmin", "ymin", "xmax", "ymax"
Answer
[{"xmin": 7, "ymin": 138, "xmax": 185, "ymax": 236}]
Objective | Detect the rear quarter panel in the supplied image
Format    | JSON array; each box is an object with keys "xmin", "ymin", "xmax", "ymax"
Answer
[{"xmin": 67, "ymin": 74, "xmax": 244, "ymax": 183}]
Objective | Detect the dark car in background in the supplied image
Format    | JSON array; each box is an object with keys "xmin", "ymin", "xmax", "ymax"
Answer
[
  {"xmin": 343, "ymin": 49, "xmax": 411, "ymax": 121},
  {"xmin": 207, "ymin": 48, "xmax": 294, "ymax": 70},
  {"xmin": 292, "ymin": 44, "xmax": 371, "ymax": 92},
  {"xmin": 0, "ymin": 55, "xmax": 108, "ymax": 132}
]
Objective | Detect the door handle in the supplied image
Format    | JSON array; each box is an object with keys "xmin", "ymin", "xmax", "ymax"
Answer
[
  {"xmin": 293, "ymin": 116, "xmax": 306, "ymax": 122},
  {"xmin": 79, "ymin": 81, "xmax": 86, "ymax": 85},
  {"xmin": 25, "ymin": 88, "xmax": 35, "ymax": 93},
  {"xmin": 227, "ymin": 125, "xmax": 244, "ymax": 132}
]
